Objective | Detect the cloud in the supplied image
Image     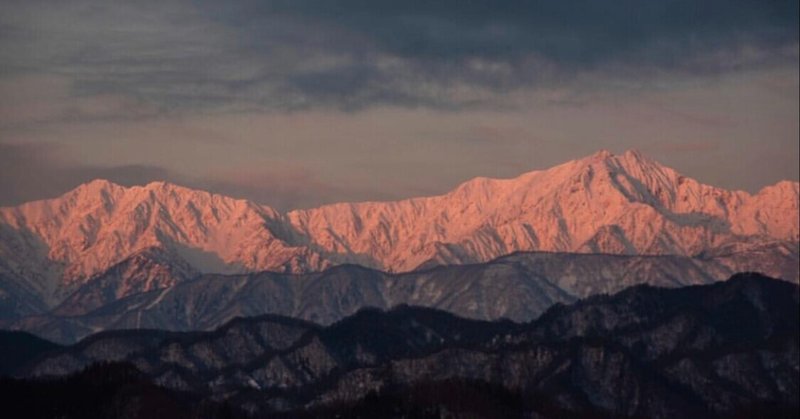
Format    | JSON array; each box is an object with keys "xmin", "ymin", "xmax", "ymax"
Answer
[
  {"xmin": 0, "ymin": 142, "xmax": 396, "ymax": 210},
  {"xmin": 0, "ymin": 0, "xmax": 796, "ymax": 113},
  {"xmin": 0, "ymin": 75, "xmax": 161, "ymax": 130},
  {"xmin": 0, "ymin": 142, "xmax": 173, "ymax": 205},
  {"xmin": 193, "ymin": 169, "xmax": 399, "ymax": 210},
  {"xmin": 0, "ymin": 2, "xmax": 796, "ymax": 205},
  {"xmin": 232, "ymin": 0, "xmax": 798, "ymax": 67}
]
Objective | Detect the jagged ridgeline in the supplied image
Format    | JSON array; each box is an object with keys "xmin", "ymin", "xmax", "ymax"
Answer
[
  {"xmin": 2, "ymin": 274, "xmax": 798, "ymax": 419},
  {"xmin": 1, "ymin": 150, "xmax": 798, "ymax": 342},
  {"xmin": 7, "ymin": 247, "xmax": 798, "ymax": 344}
]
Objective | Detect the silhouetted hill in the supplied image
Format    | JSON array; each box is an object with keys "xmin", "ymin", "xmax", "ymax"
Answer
[
  {"xmin": 0, "ymin": 330, "xmax": 61, "ymax": 376},
  {"xmin": 0, "ymin": 362, "xmax": 246, "ymax": 419},
  {"xmin": 3, "ymin": 273, "xmax": 797, "ymax": 418}
]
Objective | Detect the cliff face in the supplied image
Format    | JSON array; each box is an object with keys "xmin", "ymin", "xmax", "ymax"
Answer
[{"xmin": 16, "ymin": 274, "xmax": 799, "ymax": 418}]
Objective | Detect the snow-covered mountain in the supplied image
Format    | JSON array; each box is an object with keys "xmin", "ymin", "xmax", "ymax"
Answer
[
  {"xmin": 288, "ymin": 149, "xmax": 798, "ymax": 270},
  {"xmin": 0, "ymin": 150, "xmax": 797, "ymax": 316}
]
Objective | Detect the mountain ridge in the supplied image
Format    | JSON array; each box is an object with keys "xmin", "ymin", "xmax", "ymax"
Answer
[
  {"xmin": 7, "ymin": 273, "xmax": 797, "ymax": 418},
  {"xmin": 8, "ymin": 245, "xmax": 796, "ymax": 344},
  {"xmin": 0, "ymin": 150, "xmax": 797, "ymax": 316}
]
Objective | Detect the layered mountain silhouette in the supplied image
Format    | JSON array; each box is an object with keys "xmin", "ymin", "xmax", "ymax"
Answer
[
  {"xmin": 4, "ymin": 273, "xmax": 797, "ymax": 418},
  {"xmin": 8, "ymin": 247, "xmax": 797, "ymax": 344},
  {"xmin": 0, "ymin": 150, "xmax": 797, "ymax": 323}
]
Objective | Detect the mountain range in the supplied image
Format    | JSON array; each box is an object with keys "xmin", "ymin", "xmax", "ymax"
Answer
[
  {"xmin": 0, "ymin": 149, "xmax": 797, "ymax": 338},
  {"xmin": 9, "ymin": 247, "xmax": 797, "ymax": 344},
  {"xmin": 3, "ymin": 273, "xmax": 797, "ymax": 418}
]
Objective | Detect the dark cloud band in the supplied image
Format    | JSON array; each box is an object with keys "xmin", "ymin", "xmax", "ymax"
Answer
[{"xmin": 0, "ymin": 0, "xmax": 797, "ymax": 112}]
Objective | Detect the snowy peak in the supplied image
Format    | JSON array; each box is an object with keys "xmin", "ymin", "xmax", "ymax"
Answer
[
  {"xmin": 0, "ymin": 150, "xmax": 797, "ymax": 311},
  {"xmin": 566, "ymin": 149, "xmax": 683, "ymax": 205},
  {"xmin": 0, "ymin": 178, "xmax": 324, "ymax": 305},
  {"xmin": 287, "ymin": 149, "xmax": 798, "ymax": 270}
]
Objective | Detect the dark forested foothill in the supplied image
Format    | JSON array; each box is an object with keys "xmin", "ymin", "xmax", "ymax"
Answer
[{"xmin": 1, "ymin": 273, "xmax": 797, "ymax": 419}]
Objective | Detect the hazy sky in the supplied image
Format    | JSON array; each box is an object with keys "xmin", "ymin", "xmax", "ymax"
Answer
[{"xmin": 1, "ymin": 0, "xmax": 798, "ymax": 210}]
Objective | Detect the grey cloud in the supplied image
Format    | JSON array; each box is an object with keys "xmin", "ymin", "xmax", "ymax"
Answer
[
  {"xmin": 0, "ymin": 0, "xmax": 797, "ymax": 113},
  {"xmin": 189, "ymin": 0, "xmax": 800, "ymax": 78},
  {"xmin": 0, "ymin": 142, "xmax": 173, "ymax": 205},
  {"xmin": 0, "ymin": 142, "xmax": 398, "ymax": 210},
  {"xmin": 244, "ymin": 1, "xmax": 796, "ymax": 59},
  {"xmin": 194, "ymin": 171, "xmax": 400, "ymax": 211}
]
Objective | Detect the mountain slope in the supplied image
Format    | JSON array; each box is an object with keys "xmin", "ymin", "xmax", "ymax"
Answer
[
  {"xmin": 17, "ymin": 274, "xmax": 800, "ymax": 418},
  {"xmin": 0, "ymin": 180, "xmax": 326, "ymax": 312},
  {"xmin": 287, "ymin": 150, "xmax": 798, "ymax": 271},
  {"xmin": 0, "ymin": 150, "xmax": 797, "ymax": 316},
  {"xmin": 10, "ymin": 246, "xmax": 797, "ymax": 344}
]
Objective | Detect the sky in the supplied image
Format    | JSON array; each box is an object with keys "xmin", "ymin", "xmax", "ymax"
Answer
[{"xmin": 0, "ymin": 0, "xmax": 798, "ymax": 210}]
